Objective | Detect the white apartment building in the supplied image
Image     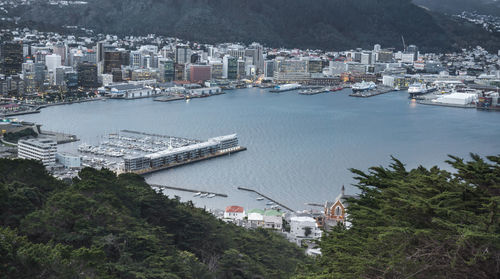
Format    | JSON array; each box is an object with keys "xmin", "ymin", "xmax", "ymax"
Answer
[{"xmin": 18, "ymin": 138, "xmax": 57, "ymax": 166}]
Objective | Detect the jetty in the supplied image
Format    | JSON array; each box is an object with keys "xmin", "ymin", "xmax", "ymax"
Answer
[
  {"xmin": 349, "ymin": 85, "xmax": 396, "ymax": 98},
  {"xmin": 150, "ymin": 184, "xmax": 228, "ymax": 197},
  {"xmin": 237, "ymin": 187, "xmax": 294, "ymax": 212}
]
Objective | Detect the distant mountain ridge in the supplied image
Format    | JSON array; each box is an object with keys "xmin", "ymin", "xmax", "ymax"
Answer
[
  {"xmin": 413, "ymin": 0, "xmax": 500, "ymax": 16},
  {"xmin": 11, "ymin": 0, "xmax": 500, "ymax": 51}
]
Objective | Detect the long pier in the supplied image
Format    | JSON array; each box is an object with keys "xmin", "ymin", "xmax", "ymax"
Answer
[
  {"xmin": 349, "ymin": 86, "xmax": 396, "ymax": 98},
  {"xmin": 237, "ymin": 187, "xmax": 294, "ymax": 212},
  {"xmin": 150, "ymin": 184, "xmax": 228, "ymax": 197},
  {"xmin": 133, "ymin": 146, "xmax": 247, "ymax": 175}
]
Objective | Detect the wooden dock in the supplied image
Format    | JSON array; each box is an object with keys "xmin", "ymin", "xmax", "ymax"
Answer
[
  {"xmin": 237, "ymin": 187, "xmax": 294, "ymax": 212},
  {"xmin": 150, "ymin": 184, "xmax": 228, "ymax": 197}
]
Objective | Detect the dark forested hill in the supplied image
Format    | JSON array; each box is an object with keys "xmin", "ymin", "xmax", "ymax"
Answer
[
  {"xmin": 0, "ymin": 159, "xmax": 309, "ymax": 278},
  {"xmin": 11, "ymin": 0, "xmax": 500, "ymax": 52},
  {"xmin": 413, "ymin": 0, "xmax": 500, "ymax": 16}
]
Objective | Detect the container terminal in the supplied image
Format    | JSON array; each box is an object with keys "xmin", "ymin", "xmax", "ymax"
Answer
[{"xmin": 77, "ymin": 131, "xmax": 246, "ymax": 174}]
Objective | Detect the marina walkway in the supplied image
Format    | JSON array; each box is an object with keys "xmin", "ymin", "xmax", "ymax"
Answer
[
  {"xmin": 237, "ymin": 187, "xmax": 295, "ymax": 212},
  {"xmin": 150, "ymin": 184, "xmax": 228, "ymax": 197}
]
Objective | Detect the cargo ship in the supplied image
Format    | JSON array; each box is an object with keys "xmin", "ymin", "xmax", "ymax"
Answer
[
  {"xmin": 351, "ymin": 81, "xmax": 376, "ymax": 92},
  {"xmin": 270, "ymin": 83, "xmax": 301, "ymax": 93}
]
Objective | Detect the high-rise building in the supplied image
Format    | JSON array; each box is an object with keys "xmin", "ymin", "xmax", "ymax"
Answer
[
  {"xmin": 1, "ymin": 41, "xmax": 23, "ymax": 76},
  {"xmin": 103, "ymin": 50, "xmax": 129, "ymax": 74},
  {"xmin": 223, "ymin": 55, "xmax": 238, "ymax": 80},
  {"xmin": 264, "ymin": 60, "xmax": 275, "ymax": 78},
  {"xmin": 45, "ymin": 54, "xmax": 62, "ymax": 73},
  {"xmin": 175, "ymin": 45, "xmax": 191, "ymax": 64},
  {"xmin": 55, "ymin": 66, "xmax": 73, "ymax": 86},
  {"xmin": 64, "ymin": 71, "xmax": 78, "ymax": 90},
  {"xmin": 77, "ymin": 62, "xmax": 98, "ymax": 88},
  {"xmin": 210, "ymin": 61, "xmax": 223, "ymax": 79},
  {"xmin": 159, "ymin": 59, "xmax": 174, "ymax": 82}
]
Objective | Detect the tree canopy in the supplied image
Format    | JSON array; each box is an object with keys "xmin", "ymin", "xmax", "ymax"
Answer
[
  {"xmin": 0, "ymin": 158, "xmax": 309, "ymax": 278},
  {"xmin": 297, "ymin": 154, "xmax": 500, "ymax": 279}
]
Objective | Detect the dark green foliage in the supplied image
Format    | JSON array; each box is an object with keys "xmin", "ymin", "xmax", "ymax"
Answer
[
  {"xmin": 298, "ymin": 154, "xmax": 500, "ymax": 279},
  {"xmin": 3, "ymin": 128, "xmax": 37, "ymax": 143},
  {"xmin": 0, "ymin": 159, "xmax": 308, "ymax": 278},
  {"xmin": 11, "ymin": 0, "xmax": 500, "ymax": 52}
]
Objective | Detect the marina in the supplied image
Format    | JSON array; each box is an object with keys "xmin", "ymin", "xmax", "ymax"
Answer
[{"xmin": 76, "ymin": 130, "xmax": 245, "ymax": 173}]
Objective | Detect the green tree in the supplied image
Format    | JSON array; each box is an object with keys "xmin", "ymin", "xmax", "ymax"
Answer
[{"xmin": 299, "ymin": 154, "xmax": 500, "ymax": 279}]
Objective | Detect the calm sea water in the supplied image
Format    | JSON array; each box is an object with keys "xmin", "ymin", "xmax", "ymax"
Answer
[{"xmin": 20, "ymin": 88, "xmax": 500, "ymax": 211}]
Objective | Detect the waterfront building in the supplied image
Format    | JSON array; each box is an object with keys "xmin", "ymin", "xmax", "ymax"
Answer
[
  {"xmin": 224, "ymin": 206, "xmax": 245, "ymax": 221},
  {"xmin": 77, "ymin": 62, "xmax": 98, "ymax": 88},
  {"xmin": 264, "ymin": 60, "xmax": 275, "ymax": 79},
  {"xmin": 307, "ymin": 58, "xmax": 323, "ymax": 73},
  {"xmin": 209, "ymin": 61, "xmax": 223, "ymax": 79},
  {"xmin": 223, "ymin": 55, "xmax": 238, "ymax": 80},
  {"xmin": 56, "ymin": 152, "xmax": 81, "ymax": 168},
  {"xmin": 189, "ymin": 64, "xmax": 211, "ymax": 83},
  {"xmin": 124, "ymin": 134, "xmax": 239, "ymax": 172},
  {"xmin": 158, "ymin": 58, "xmax": 175, "ymax": 82},
  {"xmin": 102, "ymin": 83, "xmax": 159, "ymax": 99},
  {"xmin": 274, "ymin": 59, "xmax": 310, "ymax": 82},
  {"xmin": 18, "ymin": 138, "xmax": 57, "ymax": 166},
  {"xmin": 0, "ymin": 41, "xmax": 23, "ymax": 76}
]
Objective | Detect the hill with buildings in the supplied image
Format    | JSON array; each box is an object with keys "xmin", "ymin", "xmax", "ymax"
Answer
[
  {"xmin": 10, "ymin": 0, "xmax": 500, "ymax": 51},
  {"xmin": 0, "ymin": 159, "xmax": 310, "ymax": 278}
]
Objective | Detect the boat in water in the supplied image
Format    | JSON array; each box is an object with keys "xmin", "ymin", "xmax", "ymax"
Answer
[
  {"xmin": 352, "ymin": 81, "xmax": 376, "ymax": 92},
  {"xmin": 408, "ymin": 83, "xmax": 437, "ymax": 98},
  {"xmin": 270, "ymin": 83, "xmax": 301, "ymax": 93},
  {"xmin": 299, "ymin": 87, "xmax": 329, "ymax": 95},
  {"xmin": 329, "ymin": 86, "xmax": 343, "ymax": 92},
  {"xmin": 256, "ymin": 197, "xmax": 264, "ymax": 201}
]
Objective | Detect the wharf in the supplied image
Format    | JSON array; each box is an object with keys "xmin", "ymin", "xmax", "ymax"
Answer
[
  {"xmin": 1, "ymin": 109, "xmax": 40, "ymax": 117},
  {"xmin": 237, "ymin": 186, "xmax": 294, "ymax": 212},
  {"xmin": 133, "ymin": 146, "xmax": 247, "ymax": 175},
  {"xmin": 416, "ymin": 100, "xmax": 476, "ymax": 109},
  {"xmin": 269, "ymin": 88, "xmax": 301, "ymax": 93},
  {"xmin": 150, "ymin": 184, "xmax": 228, "ymax": 197},
  {"xmin": 154, "ymin": 95, "xmax": 185, "ymax": 102},
  {"xmin": 40, "ymin": 130, "xmax": 79, "ymax": 144},
  {"xmin": 349, "ymin": 86, "xmax": 395, "ymax": 98}
]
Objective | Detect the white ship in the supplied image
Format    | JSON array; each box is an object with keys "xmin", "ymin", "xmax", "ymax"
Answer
[
  {"xmin": 352, "ymin": 81, "xmax": 376, "ymax": 92},
  {"xmin": 270, "ymin": 83, "xmax": 302, "ymax": 92},
  {"xmin": 408, "ymin": 83, "xmax": 437, "ymax": 97}
]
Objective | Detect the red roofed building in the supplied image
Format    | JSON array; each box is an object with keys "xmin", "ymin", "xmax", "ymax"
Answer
[{"xmin": 224, "ymin": 205, "xmax": 245, "ymax": 220}]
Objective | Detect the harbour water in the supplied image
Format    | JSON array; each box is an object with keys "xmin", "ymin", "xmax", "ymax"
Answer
[{"xmin": 19, "ymin": 88, "xmax": 500, "ymax": 211}]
